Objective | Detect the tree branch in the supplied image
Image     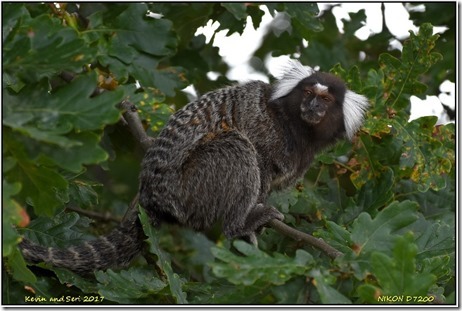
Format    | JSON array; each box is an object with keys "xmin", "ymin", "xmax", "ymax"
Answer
[
  {"xmin": 117, "ymin": 100, "xmax": 155, "ymax": 152},
  {"xmin": 267, "ymin": 219, "xmax": 343, "ymax": 259},
  {"xmin": 118, "ymin": 101, "xmax": 344, "ymax": 259}
]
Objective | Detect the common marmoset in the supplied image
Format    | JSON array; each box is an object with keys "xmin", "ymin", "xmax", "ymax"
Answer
[{"xmin": 19, "ymin": 60, "xmax": 369, "ymax": 275}]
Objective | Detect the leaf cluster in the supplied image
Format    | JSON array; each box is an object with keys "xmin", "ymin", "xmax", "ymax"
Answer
[{"xmin": 2, "ymin": 3, "xmax": 455, "ymax": 305}]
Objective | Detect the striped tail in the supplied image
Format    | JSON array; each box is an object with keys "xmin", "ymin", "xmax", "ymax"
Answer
[{"xmin": 19, "ymin": 209, "xmax": 145, "ymax": 275}]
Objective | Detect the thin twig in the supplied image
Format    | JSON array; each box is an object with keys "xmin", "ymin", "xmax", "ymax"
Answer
[
  {"xmin": 268, "ymin": 219, "xmax": 343, "ymax": 259},
  {"xmin": 65, "ymin": 205, "xmax": 122, "ymax": 223}
]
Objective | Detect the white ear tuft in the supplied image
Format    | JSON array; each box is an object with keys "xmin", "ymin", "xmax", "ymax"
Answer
[
  {"xmin": 270, "ymin": 60, "xmax": 314, "ymax": 101},
  {"xmin": 343, "ymin": 90, "xmax": 369, "ymax": 140}
]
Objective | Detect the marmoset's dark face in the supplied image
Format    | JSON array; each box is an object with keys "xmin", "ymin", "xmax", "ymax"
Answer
[
  {"xmin": 300, "ymin": 83, "xmax": 334, "ymax": 124},
  {"xmin": 298, "ymin": 72, "xmax": 346, "ymax": 126}
]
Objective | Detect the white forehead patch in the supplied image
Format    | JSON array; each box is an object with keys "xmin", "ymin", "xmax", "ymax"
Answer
[
  {"xmin": 314, "ymin": 83, "xmax": 328, "ymax": 92},
  {"xmin": 270, "ymin": 59, "xmax": 314, "ymax": 101},
  {"xmin": 343, "ymin": 90, "xmax": 369, "ymax": 140}
]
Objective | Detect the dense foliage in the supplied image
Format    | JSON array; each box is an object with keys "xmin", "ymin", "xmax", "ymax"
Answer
[{"xmin": 2, "ymin": 3, "xmax": 456, "ymax": 305}]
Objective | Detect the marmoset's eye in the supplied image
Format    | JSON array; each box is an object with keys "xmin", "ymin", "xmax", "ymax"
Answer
[
  {"xmin": 304, "ymin": 89, "xmax": 313, "ymax": 96},
  {"xmin": 322, "ymin": 95, "xmax": 331, "ymax": 102}
]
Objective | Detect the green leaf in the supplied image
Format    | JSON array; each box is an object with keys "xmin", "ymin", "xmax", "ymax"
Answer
[
  {"xmin": 4, "ymin": 131, "xmax": 69, "ymax": 216},
  {"xmin": 7, "ymin": 272, "xmax": 94, "ymax": 304},
  {"xmin": 285, "ymin": 3, "xmax": 323, "ymax": 37},
  {"xmin": 247, "ymin": 5, "xmax": 265, "ymax": 30},
  {"xmin": 213, "ymin": 6, "xmax": 246, "ymax": 35},
  {"xmin": 270, "ymin": 278, "xmax": 309, "ymax": 304},
  {"xmin": 360, "ymin": 117, "xmax": 393, "ymax": 139},
  {"xmin": 139, "ymin": 207, "xmax": 188, "ymax": 304},
  {"xmin": 221, "ymin": 3, "xmax": 247, "ymax": 20},
  {"xmin": 379, "ymin": 23, "xmax": 443, "ymax": 118},
  {"xmin": 106, "ymin": 4, "xmax": 177, "ymax": 57},
  {"xmin": 2, "ymin": 180, "xmax": 24, "ymax": 255},
  {"xmin": 146, "ymin": 103, "xmax": 175, "ymax": 133},
  {"xmin": 67, "ymin": 178, "xmax": 100, "ymax": 208},
  {"xmin": 93, "ymin": 4, "xmax": 187, "ymax": 95},
  {"xmin": 369, "ymin": 233, "xmax": 436, "ymax": 298},
  {"xmin": 3, "ymin": 9, "xmax": 95, "ymax": 83},
  {"xmin": 3, "ymin": 156, "xmax": 18, "ymax": 173},
  {"xmin": 101, "ymin": 48, "xmax": 187, "ymax": 97},
  {"xmin": 331, "ymin": 64, "xmax": 363, "ymax": 92},
  {"xmin": 356, "ymin": 167, "xmax": 394, "ymax": 215},
  {"xmin": 20, "ymin": 164, "xmax": 68, "ymax": 216},
  {"xmin": 22, "ymin": 212, "xmax": 93, "ymax": 248},
  {"xmin": 414, "ymin": 219, "xmax": 455, "ymax": 261},
  {"xmin": 350, "ymin": 201, "xmax": 419, "ymax": 255},
  {"xmin": 37, "ymin": 132, "xmax": 110, "ymax": 173},
  {"xmin": 210, "ymin": 240, "xmax": 314, "ymax": 286},
  {"xmin": 5, "ymin": 247, "xmax": 37, "ymax": 284},
  {"xmin": 362, "ymin": 68, "xmax": 385, "ymax": 111},
  {"xmin": 150, "ymin": 66, "xmax": 188, "ymax": 97},
  {"xmin": 421, "ymin": 256, "xmax": 453, "ymax": 285},
  {"xmin": 95, "ymin": 267, "xmax": 167, "ymax": 304},
  {"xmin": 2, "ymin": 4, "xmax": 29, "ymax": 41},
  {"xmin": 316, "ymin": 221, "xmax": 353, "ymax": 254},
  {"xmin": 310, "ymin": 269, "xmax": 351, "ymax": 304},
  {"xmin": 268, "ymin": 188, "xmax": 299, "ymax": 214},
  {"xmin": 350, "ymin": 135, "xmax": 383, "ymax": 189},
  {"xmin": 405, "ymin": 215, "xmax": 455, "ymax": 284},
  {"xmin": 52, "ymin": 267, "xmax": 99, "ymax": 294},
  {"xmin": 395, "ymin": 117, "xmax": 454, "ymax": 192},
  {"xmin": 4, "ymin": 73, "xmax": 123, "ymax": 139},
  {"xmin": 357, "ymin": 284, "xmax": 381, "ymax": 304},
  {"xmin": 352, "ymin": 117, "xmax": 454, "ymax": 193},
  {"xmin": 396, "ymin": 178, "xmax": 454, "ymax": 219},
  {"xmin": 153, "ymin": 3, "xmax": 214, "ymax": 48}
]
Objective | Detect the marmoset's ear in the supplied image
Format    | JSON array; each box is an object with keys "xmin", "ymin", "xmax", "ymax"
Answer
[
  {"xmin": 270, "ymin": 60, "xmax": 315, "ymax": 101},
  {"xmin": 343, "ymin": 90, "xmax": 369, "ymax": 140}
]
